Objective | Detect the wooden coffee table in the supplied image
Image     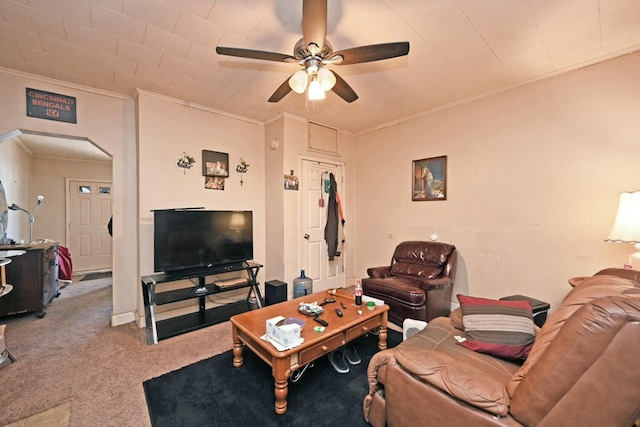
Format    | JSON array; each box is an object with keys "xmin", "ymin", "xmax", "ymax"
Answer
[{"xmin": 230, "ymin": 289, "xmax": 389, "ymax": 414}]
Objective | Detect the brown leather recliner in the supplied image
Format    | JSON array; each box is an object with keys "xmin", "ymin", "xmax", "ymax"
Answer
[
  {"xmin": 363, "ymin": 268, "xmax": 640, "ymax": 427},
  {"xmin": 362, "ymin": 241, "xmax": 457, "ymax": 325}
]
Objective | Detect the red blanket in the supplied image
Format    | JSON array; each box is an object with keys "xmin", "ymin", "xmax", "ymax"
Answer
[{"xmin": 58, "ymin": 245, "xmax": 73, "ymax": 281}]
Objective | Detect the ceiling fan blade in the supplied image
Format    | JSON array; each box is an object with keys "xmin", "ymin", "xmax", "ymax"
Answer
[
  {"xmin": 303, "ymin": 0, "xmax": 327, "ymax": 55},
  {"xmin": 333, "ymin": 42, "xmax": 410, "ymax": 65},
  {"xmin": 268, "ymin": 78, "xmax": 293, "ymax": 103},
  {"xmin": 330, "ymin": 70, "xmax": 358, "ymax": 103},
  {"xmin": 216, "ymin": 47, "xmax": 295, "ymax": 63}
]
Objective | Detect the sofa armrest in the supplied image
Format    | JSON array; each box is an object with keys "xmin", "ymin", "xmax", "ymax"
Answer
[
  {"xmin": 394, "ymin": 347, "xmax": 510, "ymax": 416},
  {"xmin": 367, "ymin": 266, "xmax": 391, "ymax": 278},
  {"xmin": 419, "ymin": 276, "xmax": 452, "ymax": 291},
  {"xmin": 363, "ymin": 349, "xmax": 398, "ymax": 426},
  {"xmin": 366, "ymin": 349, "xmax": 397, "ymax": 395}
]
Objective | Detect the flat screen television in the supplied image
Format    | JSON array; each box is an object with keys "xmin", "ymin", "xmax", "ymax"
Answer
[{"xmin": 154, "ymin": 209, "xmax": 253, "ymax": 279}]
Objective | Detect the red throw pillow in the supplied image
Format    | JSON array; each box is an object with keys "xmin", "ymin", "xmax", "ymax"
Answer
[{"xmin": 457, "ymin": 294, "xmax": 535, "ymax": 359}]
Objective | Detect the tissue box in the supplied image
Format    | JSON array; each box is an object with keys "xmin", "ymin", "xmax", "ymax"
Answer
[{"xmin": 266, "ymin": 316, "xmax": 301, "ymax": 347}]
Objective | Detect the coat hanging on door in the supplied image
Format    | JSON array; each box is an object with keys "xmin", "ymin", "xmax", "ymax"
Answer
[
  {"xmin": 335, "ymin": 191, "xmax": 345, "ymax": 256},
  {"xmin": 324, "ymin": 172, "xmax": 345, "ymax": 261}
]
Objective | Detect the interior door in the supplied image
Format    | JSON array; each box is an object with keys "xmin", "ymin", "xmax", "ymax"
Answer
[
  {"xmin": 301, "ymin": 160, "xmax": 345, "ymax": 291},
  {"xmin": 68, "ymin": 180, "xmax": 112, "ymax": 272}
]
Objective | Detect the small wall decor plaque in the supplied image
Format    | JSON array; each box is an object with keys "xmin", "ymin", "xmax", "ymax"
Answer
[
  {"xmin": 202, "ymin": 150, "xmax": 229, "ymax": 177},
  {"xmin": 176, "ymin": 152, "xmax": 196, "ymax": 173},
  {"xmin": 412, "ymin": 155, "xmax": 447, "ymax": 201},
  {"xmin": 235, "ymin": 158, "xmax": 249, "ymax": 186}
]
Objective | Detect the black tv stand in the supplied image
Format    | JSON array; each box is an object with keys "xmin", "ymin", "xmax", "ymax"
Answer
[
  {"xmin": 141, "ymin": 262, "xmax": 263, "ymax": 345},
  {"xmin": 162, "ymin": 261, "xmax": 250, "ymax": 281}
]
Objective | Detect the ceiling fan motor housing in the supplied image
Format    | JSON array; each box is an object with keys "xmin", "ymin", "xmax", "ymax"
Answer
[{"xmin": 294, "ymin": 37, "xmax": 333, "ymax": 63}]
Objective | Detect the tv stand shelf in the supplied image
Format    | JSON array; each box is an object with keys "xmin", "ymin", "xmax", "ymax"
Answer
[{"xmin": 142, "ymin": 262, "xmax": 263, "ymax": 345}]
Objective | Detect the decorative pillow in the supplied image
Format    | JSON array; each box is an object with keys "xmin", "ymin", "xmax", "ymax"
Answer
[{"xmin": 457, "ymin": 294, "xmax": 535, "ymax": 360}]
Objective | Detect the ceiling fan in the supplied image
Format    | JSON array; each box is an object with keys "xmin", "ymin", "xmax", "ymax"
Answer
[{"xmin": 215, "ymin": 0, "xmax": 410, "ymax": 103}]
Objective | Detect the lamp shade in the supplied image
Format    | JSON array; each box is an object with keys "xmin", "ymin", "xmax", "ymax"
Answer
[
  {"xmin": 606, "ymin": 191, "xmax": 640, "ymax": 243},
  {"xmin": 289, "ymin": 70, "xmax": 308, "ymax": 94},
  {"xmin": 317, "ymin": 67, "xmax": 336, "ymax": 91}
]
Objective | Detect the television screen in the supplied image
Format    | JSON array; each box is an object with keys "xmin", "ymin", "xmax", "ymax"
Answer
[{"xmin": 154, "ymin": 210, "xmax": 253, "ymax": 276}]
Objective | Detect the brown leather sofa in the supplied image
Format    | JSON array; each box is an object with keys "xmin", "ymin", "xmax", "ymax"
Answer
[
  {"xmin": 363, "ymin": 268, "xmax": 640, "ymax": 427},
  {"xmin": 362, "ymin": 241, "xmax": 457, "ymax": 325}
]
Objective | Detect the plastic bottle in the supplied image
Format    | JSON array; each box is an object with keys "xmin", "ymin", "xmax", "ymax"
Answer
[
  {"xmin": 355, "ymin": 278, "xmax": 363, "ymax": 305},
  {"xmin": 293, "ymin": 270, "xmax": 313, "ymax": 298}
]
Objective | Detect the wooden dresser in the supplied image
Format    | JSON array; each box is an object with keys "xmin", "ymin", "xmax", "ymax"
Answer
[{"xmin": 0, "ymin": 242, "xmax": 60, "ymax": 318}]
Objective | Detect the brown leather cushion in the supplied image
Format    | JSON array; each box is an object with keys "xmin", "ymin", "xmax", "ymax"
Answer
[
  {"xmin": 362, "ymin": 277, "xmax": 426, "ymax": 306},
  {"xmin": 507, "ymin": 274, "xmax": 640, "ymax": 396},
  {"xmin": 395, "ymin": 347, "xmax": 510, "ymax": 415},
  {"xmin": 390, "ymin": 262, "xmax": 442, "ymax": 279},
  {"xmin": 391, "ymin": 241, "xmax": 454, "ymax": 267},
  {"xmin": 450, "ymin": 308, "xmax": 464, "ymax": 330}
]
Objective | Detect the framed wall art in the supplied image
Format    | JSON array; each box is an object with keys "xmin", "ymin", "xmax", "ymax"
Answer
[
  {"xmin": 412, "ymin": 155, "xmax": 447, "ymax": 201},
  {"xmin": 204, "ymin": 176, "xmax": 225, "ymax": 190},
  {"xmin": 202, "ymin": 150, "xmax": 229, "ymax": 177}
]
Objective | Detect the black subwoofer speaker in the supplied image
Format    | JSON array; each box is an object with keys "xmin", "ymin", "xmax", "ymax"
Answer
[{"xmin": 265, "ymin": 280, "xmax": 287, "ymax": 306}]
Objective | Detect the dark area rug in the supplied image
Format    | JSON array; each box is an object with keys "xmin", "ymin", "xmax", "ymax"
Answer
[
  {"xmin": 79, "ymin": 271, "xmax": 112, "ymax": 281},
  {"xmin": 144, "ymin": 329, "xmax": 402, "ymax": 427}
]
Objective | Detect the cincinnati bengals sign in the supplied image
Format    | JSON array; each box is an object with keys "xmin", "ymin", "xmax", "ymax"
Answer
[{"xmin": 26, "ymin": 88, "xmax": 77, "ymax": 124}]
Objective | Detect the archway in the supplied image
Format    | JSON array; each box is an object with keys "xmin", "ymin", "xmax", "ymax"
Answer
[{"xmin": 0, "ymin": 129, "xmax": 114, "ymax": 291}]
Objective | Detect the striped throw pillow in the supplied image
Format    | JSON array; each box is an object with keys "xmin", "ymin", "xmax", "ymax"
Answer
[{"xmin": 457, "ymin": 294, "xmax": 535, "ymax": 359}]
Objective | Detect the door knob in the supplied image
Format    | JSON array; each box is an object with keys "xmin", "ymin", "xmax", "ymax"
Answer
[{"xmin": 304, "ymin": 234, "xmax": 310, "ymax": 240}]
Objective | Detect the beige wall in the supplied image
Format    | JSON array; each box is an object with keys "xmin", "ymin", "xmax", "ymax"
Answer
[
  {"xmin": 264, "ymin": 114, "xmax": 356, "ymax": 297},
  {"xmin": 0, "ymin": 70, "xmax": 137, "ymax": 326},
  {"xmin": 0, "ymin": 138, "xmax": 33, "ymax": 241},
  {"xmin": 264, "ymin": 117, "xmax": 286, "ymax": 282},
  {"xmin": 0, "ymin": 143, "xmax": 112, "ymax": 244},
  {"xmin": 31, "ymin": 157, "xmax": 112, "ymax": 244},
  {"xmin": 136, "ymin": 91, "xmax": 267, "ymax": 318},
  {"xmin": 136, "ymin": 91, "xmax": 266, "ymax": 274},
  {"xmin": 353, "ymin": 52, "xmax": 640, "ymax": 311}
]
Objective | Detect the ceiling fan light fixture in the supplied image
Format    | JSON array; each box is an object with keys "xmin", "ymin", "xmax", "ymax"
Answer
[
  {"xmin": 317, "ymin": 67, "xmax": 336, "ymax": 91},
  {"xmin": 308, "ymin": 76, "xmax": 325, "ymax": 100},
  {"xmin": 289, "ymin": 70, "xmax": 308, "ymax": 94}
]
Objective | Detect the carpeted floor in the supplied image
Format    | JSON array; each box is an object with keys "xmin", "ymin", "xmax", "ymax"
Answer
[
  {"xmin": 144, "ymin": 330, "xmax": 402, "ymax": 427},
  {"xmin": 0, "ymin": 277, "xmax": 234, "ymax": 427},
  {"xmin": 78, "ymin": 271, "xmax": 112, "ymax": 281}
]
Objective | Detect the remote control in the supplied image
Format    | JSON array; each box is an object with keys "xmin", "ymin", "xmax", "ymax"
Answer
[
  {"xmin": 313, "ymin": 317, "xmax": 328, "ymax": 326},
  {"xmin": 335, "ymin": 308, "xmax": 343, "ymax": 317}
]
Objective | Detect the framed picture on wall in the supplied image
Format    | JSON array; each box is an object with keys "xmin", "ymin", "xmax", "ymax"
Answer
[
  {"xmin": 204, "ymin": 176, "xmax": 225, "ymax": 190},
  {"xmin": 202, "ymin": 150, "xmax": 229, "ymax": 177},
  {"xmin": 412, "ymin": 155, "xmax": 447, "ymax": 201}
]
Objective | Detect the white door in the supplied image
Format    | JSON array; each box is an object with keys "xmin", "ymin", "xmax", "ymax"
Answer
[
  {"xmin": 68, "ymin": 180, "xmax": 112, "ymax": 272},
  {"xmin": 301, "ymin": 160, "xmax": 345, "ymax": 291}
]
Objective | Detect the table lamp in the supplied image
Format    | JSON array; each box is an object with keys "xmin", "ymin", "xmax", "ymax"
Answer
[
  {"xmin": 8, "ymin": 195, "xmax": 44, "ymax": 243},
  {"xmin": 605, "ymin": 190, "xmax": 640, "ymax": 269}
]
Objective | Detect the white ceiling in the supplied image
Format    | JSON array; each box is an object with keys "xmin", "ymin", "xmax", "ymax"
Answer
[
  {"xmin": 13, "ymin": 132, "xmax": 112, "ymax": 163},
  {"xmin": 1, "ymin": 0, "xmax": 639, "ymax": 135}
]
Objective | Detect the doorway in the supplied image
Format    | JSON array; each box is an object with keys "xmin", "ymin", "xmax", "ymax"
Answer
[{"xmin": 301, "ymin": 159, "xmax": 345, "ymax": 291}]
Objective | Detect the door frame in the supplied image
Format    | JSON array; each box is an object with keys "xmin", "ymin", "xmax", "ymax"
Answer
[
  {"xmin": 65, "ymin": 177, "xmax": 113, "ymax": 273},
  {"xmin": 299, "ymin": 155, "xmax": 346, "ymax": 290}
]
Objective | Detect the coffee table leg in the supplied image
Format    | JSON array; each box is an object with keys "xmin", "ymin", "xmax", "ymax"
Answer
[
  {"xmin": 378, "ymin": 312, "xmax": 388, "ymax": 350},
  {"xmin": 232, "ymin": 326, "xmax": 243, "ymax": 368},
  {"xmin": 378, "ymin": 325, "xmax": 388, "ymax": 350},
  {"xmin": 273, "ymin": 358, "xmax": 290, "ymax": 414}
]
